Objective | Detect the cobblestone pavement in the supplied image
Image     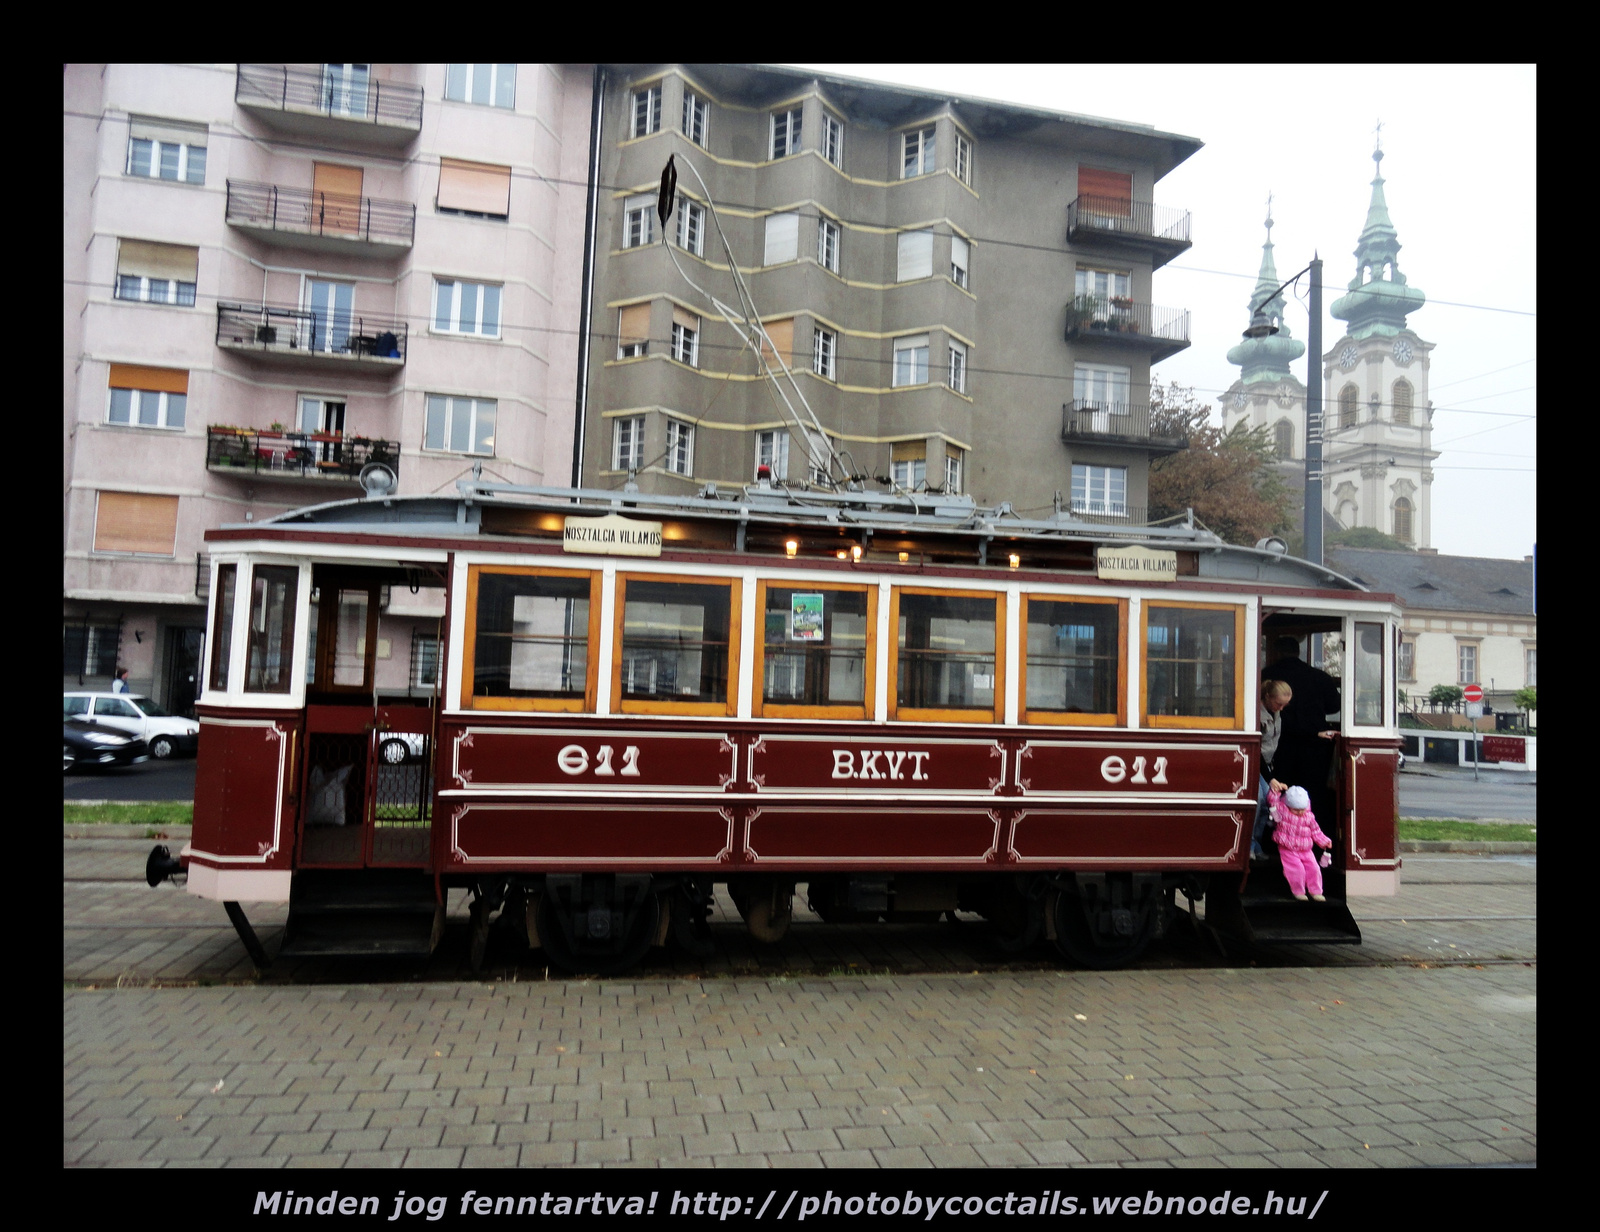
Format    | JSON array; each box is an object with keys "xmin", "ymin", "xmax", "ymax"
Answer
[{"xmin": 65, "ymin": 840, "xmax": 1535, "ymax": 1168}]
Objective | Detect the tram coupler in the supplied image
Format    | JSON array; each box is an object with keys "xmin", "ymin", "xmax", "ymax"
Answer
[{"xmin": 145, "ymin": 845, "xmax": 185, "ymax": 887}]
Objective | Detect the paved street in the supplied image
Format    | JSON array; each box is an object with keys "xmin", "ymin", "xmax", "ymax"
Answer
[
  {"xmin": 64, "ymin": 756, "xmax": 196, "ymax": 802},
  {"xmin": 1396, "ymin": 766, "xmax": 1537, "ymax": 823}
]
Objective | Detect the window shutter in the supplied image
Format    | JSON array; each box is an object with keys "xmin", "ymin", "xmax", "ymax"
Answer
[
  {"xmin": 1078, "ymin": 166, "xmax": 1133, "ymax": 214},
  {"xmin": 129, "ymin": 116, "xmax": 207, "ymax": 146},
  {"xmin": 437, "ymin": 158, "xmax": 512, "ymax": 215},
  {"xmin": 897, "ymin": 229, "xmax": 934, "ymax": 281},
  {"xmin": 764, "ymin": 212, "xmax": 799, "ymax": 265},
  {"xmin": 94, "ymin": 492, "xmax": 180, "ymax": 555},
  {"xmin": 891, "ymin": 440, "xmax": 926, "ymax": 463},
  {"xmin": 759, "ymin": 317, "xmax": 794, "ymax": 366},
  {"xmin": 116, "ymin": 240, "xmax": 199, "ymax": 283},
  {"xmin": 108, "ymin": 364, "xmax": 188, "ymax": 395},
  {"xmin": 672, "ymin": 305, "xmax": 701, "ymax": 331},
  {"xmin": 951, "ymin": 234, "xmax": 970, "ymax": 270},
  {"xmin": 618, "ymin": 303, "xmax": 651, "ymax": 346}
]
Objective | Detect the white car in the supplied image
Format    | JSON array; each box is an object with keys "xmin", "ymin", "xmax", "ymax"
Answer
[{"xmin": 62, "ymin": 693, "xmax": 200, "ymax": 759}]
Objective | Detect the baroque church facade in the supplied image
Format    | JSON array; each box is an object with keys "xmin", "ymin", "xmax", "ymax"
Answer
[{"xmin": 1221, "ymin": 145, "xmax": 1439, "ymax": 549}]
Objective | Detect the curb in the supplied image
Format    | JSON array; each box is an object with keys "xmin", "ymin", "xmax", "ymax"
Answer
[
  {"xmin": 1400, "ymin": 840, "xmax": 1536, "ymax": 854},
  {"xmin": 65, "ymin": 824, "xmax": 192, "ymax": 839}
]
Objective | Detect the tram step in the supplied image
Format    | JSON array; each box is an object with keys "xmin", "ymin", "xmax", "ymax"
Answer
[
  {"xmin": 279, "ymin": 872, "xmax": 443, "ymax": 958},
  {"xmin": 1206, "ymin": 884, "xmax": 1363, "ymax": 946},
  {"xmin": 278, "ymin": 910, "xmax": 443, "ymax": 958}
]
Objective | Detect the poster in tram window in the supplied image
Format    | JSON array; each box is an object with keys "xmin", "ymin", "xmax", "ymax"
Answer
[{"xmin": 790, "ymin": 593, "xmax": 824, "ymax": 641}]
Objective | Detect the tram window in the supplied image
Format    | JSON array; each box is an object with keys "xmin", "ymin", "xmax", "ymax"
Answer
[
  {"xmin": 1353, "ymin": 621, "xmax": 1385, "ymax": 726},
  {"xmin": 466, "ymin": 569, "xmax": 596, "ymax": 710},
  {"xmin": 1022, "ymin": 597, "xmax": 1124, "ymax": 725},
  {"xmin": 208, "ymin": 563, "xmax": 237, "ymax": 692},
  {"xmin": 1142, "ymin": 603, "xmax": 1242, "ymax": 728},
  {"xmin": 755, "ymin": 583, "xmax": 873, "ymax": 717},
  {"xmin": 244, "ymin": 564, "xmax": 299, "ymax": 694},
  {"xmin": 893, "ymin": 590, "xmax": 1003, "ymax": 721},
  {"xmin": 616, "ymin": 577, "xmax": 737, "ymax": 714}
]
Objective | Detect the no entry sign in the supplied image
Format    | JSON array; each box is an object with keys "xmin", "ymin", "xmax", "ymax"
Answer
[{"xmin": 1463, "ymin": 684, "xmax": 1484, "ymax": 704}]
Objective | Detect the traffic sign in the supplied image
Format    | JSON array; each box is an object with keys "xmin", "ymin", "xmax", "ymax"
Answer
[{"xmin": 1463, "ymin": 684, "xmax": 1484, "ymax": 704}]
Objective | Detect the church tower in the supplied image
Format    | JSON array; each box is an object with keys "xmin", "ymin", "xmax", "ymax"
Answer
[{"xmin": 1323, "ymin": 140, "xmax": 1439, "ymax": 548}]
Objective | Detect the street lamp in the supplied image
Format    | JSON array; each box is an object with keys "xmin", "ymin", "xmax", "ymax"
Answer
[{"xmin": 1242, "ymin": 257, "xmax": 1324, "ymax": 565}]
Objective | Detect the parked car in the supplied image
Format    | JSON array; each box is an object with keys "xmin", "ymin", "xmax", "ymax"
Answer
[
  {"xmin": 62, "ymin": 693, "xmax": 199, "ymax": 759},
  {"xmin": 379, "ymin": 732, "xmax": 427, "ymax": 765},
  {"xmin": 64, "ymin": 718, "xmax": 149, "ymax": 772}
]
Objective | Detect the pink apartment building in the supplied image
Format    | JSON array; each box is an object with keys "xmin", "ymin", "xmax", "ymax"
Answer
[{"xmin": 64, "ymin": 64, "xmax": 595, "ymax": 712}]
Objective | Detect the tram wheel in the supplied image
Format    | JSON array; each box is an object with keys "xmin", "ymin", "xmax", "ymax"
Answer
[
  {"xmin": 744, "ymin": 887, "xmax": 792, "ymax": 944},
  {"xmin": 978, "ymin": 876, "xmax": 1046, "ymax": 954},
  {"xmin": 1051, "ymin": 882, "xmax": 1157, "ymax": 970},
  {"xmin": 537, "ymin": 885, "xmax": 661, "ymax": 977}
]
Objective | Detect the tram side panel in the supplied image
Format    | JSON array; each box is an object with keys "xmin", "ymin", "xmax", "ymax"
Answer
[
  {"xmin": 185, "ymin": 710, "xmax": 301, "ymax": 901},
  {"xmin": 1342, "ymin": 740, "xmax": 1401, "ymax": 895}
]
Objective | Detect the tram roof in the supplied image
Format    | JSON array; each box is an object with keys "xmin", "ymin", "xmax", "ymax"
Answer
[{"xmin": 221, "ymin": 481, "xmax": 1378, "ymax": 597}]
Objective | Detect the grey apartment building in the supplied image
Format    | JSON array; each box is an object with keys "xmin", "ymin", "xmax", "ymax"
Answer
[{"xmin": 578, "ymin": 64, "xmax": 1199, "ymax": 517}]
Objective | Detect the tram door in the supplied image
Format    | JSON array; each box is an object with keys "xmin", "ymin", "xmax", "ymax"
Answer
[
  {"xmin": 298, "ymin": 567, "xmax": 434, "ymax": 870},
  {"xmin": 1259, "ymin": 611, "xmax": 1347, "ymax": 869}
]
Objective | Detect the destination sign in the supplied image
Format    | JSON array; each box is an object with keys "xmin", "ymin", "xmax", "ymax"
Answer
[
  {"xmin": 562, "ymin": 514, "xmax": 663, "ymax": 557},
  {"xmin": 1096, "ymin": 545, "xmax": 1178, "ymax": 582}
]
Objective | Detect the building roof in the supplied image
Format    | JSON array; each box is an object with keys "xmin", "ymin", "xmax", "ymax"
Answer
[{"xmin": 1325, "ymin": 547, "xmax": 1533, "ymax": 616}]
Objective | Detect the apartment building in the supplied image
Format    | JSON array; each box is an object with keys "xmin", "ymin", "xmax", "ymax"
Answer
[
  {"xmin": 577, "ymin": 64, "xmax": 1200, "ymax": 518},
  {"xmin": 64, "ymin": 63, "xmax": 593, "ymax": 711}
]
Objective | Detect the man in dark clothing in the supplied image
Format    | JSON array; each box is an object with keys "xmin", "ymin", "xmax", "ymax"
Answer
[{"xmin": 1263, "ymin": 636, "xmax": 1341, "ymax": 826}]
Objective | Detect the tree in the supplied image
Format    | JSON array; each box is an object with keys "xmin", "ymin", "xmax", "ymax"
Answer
[
  {"xmin": 1146, "ymin": 383, "xmax": 1296, "ymax": 546},
  {"xmin": 1327, "ymin": 526, "xmax": 1414, "ymax": 551},
  {"xmin": 1428, "ymin": 684, "xmax": 1464, "ymax": 709},
  {"xmin": 1513, "ymin": 686, "xmax": 1536, "ymax": 713}
]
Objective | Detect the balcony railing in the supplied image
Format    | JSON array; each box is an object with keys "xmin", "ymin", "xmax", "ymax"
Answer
[
  {"xmin": 1061, "ymin": 401, "xmax": 1189, "ymax": 454},
  {"xmin": 235, "ymin": 65, "xmax": 423, "ymax": 133},
  {"xmin": 1067, "ymin": 195, "xmax": 1192, "ymax": 255},
  {"xmin": 226, "ymin": 180, "xmax": 415, "ymax": 249},
  {"xmin": 216, "ymin": 302, "xmax": 407, "ymax": 365},
  {"xmin": 1064, "ymin": 296, "xmax": 1191, "ymax": 360},
  {"xmin": 207, "ymin": 426, "xmax": 400, "ymax": 482}
]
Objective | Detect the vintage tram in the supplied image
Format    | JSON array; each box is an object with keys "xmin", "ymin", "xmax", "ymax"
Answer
[{"xmin": 148, "ymin": 478, "xmax": 1403, "ymax": 974}]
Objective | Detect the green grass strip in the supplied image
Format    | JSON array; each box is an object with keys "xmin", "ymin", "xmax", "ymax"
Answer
[
  {"xmin": 1398, "ymin": 818, "xmax": 1535, "ymax": 843},
  {"xmin": 64, "ymin": 803, "xmax": 194, "ymax": 826}
]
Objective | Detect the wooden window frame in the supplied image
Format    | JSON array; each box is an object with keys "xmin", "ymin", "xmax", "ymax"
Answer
[
  {"xmin": 1019, "ymin": 593, "xmax": 1127, "ymax": 727},
  {"xmin": 460, "ymin": 565, "xmax": 601, "ymax": 713},
  {"xmin": 888, "ymin": 585, "xmax": 1006, "ymax": 725},
  {"xmin": 312, "ymin": 573, "xmax": 381, "ymax": 695},
  {"xmin": 751, "ymin": 579, "xmax": 878, "ymax": 720},
  {"xmin": 1139, "ymin": 600, "xmax": 1246, "ymax": 730},
  {"xmin": 611, "ymin": 573, "xmax": 741, "ymax": 717}
]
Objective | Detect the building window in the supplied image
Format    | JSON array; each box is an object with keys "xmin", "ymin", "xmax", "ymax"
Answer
[
  {"xmin": 803, "ymin": 430, "xmax": 831, "ymax": 484},
  {"xmin": 1075, "ymin": 267, "xmax": 1131, "ymax": 305},
  {"xmin": 892, "ymin": 335, "xmax": 930, "ymax": 388},
  {"xmin": 954, "ymin": 132, "xmax": 971, "ymax": 185},
  {"xmin": 1393, "ymin": 497, "xmax": 1414, "ymax": 543},
  {"xmin": 950, "ymin": 234, "xmax": 970, "ymax": 289},
  {"xmin": 424, "ymin": 394, "xmax": 496, "ymax": 456},
  {"xmin": 64, "ymin": 622, "xmax": 122, "ymax": 679},
  {"xmin": 676, "ymin": 199, "xmax": 705, "ymax": 256},
  {"xmin": 436, "ymin": 159, "xmax": 512, "ymax": 218},
  {"xmin": 897, "ymin": 229, "xmax": 934, "ymax": 282},
  {"xmin": 947, "ymin": 341, "xmax": 967, "ymax": 394},
  {"xmin": 1525, "ymin": 646, "xmax": 1536, "ymax": 688},
  {"xmin": 613, "ymin": 416, "xmax": 645, "ymax": 471},
  {"xmin": 817, "ymin": 218, "xmax": 840, "ymax": 273},
  {"xmin": 1273, "ymin": 419, "xmax": 1294, "ymax": 459},
  {"xmin": 1458, "ymin": 642, "xmax": 1478, "ymax": 685},
  {"xmin": 891, "ymin": 441, "xmax": 926, "ymax": 490},
  {"xmin": 1339, "ymin": 384, "xmax": 1359, "ymax": 430},
  {"xmin": 633, "ymin": 84, "xmax": 661, "ymax": 137},
  {"xmin": 624, "ymin": 194, "xmax": 655, "ymax": 248},
  {"xmin": 107, "ymin": 365, "xmax": 187, "ymax": 430},
  {"xmin": 445, "ymin": 64, "xmax": 515, "ymax": 109},
  {"xmin": 758, "ymin": 317, "xmax": 794, "ymax": 370},
  {"xmin": 116, "ymin": 275, "xmax": 195, "ymax": 306},
  {"xmin": 813, "ymin": 327, "xmax": 837, "ymax": 380},
  {"xmin": 411, "ymin": 632, "xmax": 441, "ymax": 689},
  {"xmin": 1071, "ymin": 464, "xmax": 1127, "ymax": 516},
  {"xmin": 756, "ymin": 429, "xmax": 789, "ymax": 480},
  {"xmin": 1398, "ymin": 637, "xmax": 1415, "ymax": 682},
  {"xmin": 764, "ymin": 211, "xmax": 799, "ymax": 265},
  {"xmin": 665, "ymin": 420, "xmax": 694, "ymax": 476},
  {"xmin": 1392, "ymin": 379, "xmax": 1413, "ymax": 426},
  {"xmin": 821, "ymin": 112, "xmax": 843, "ymax": 167},
  {"xmin": 671, "ymin": 310, "xmax": 699, "ymax": 366},
  {"xmin": 322, "ymin": 64, "xmax": 370, "ymax": 118},
  {"xmin": 681, "ymin": 90, "xmax": 707, "ymax": 146},
  {"xmin": 771, "ymin": 107, "xmax": 802, "ymax": 159},
  {"xmin": 1074, "ymin": 363, "xmax": 1130, "ymax": 415},
  {"xmin": 617, "ymin": 303, "xmax": 650, "ymax": 358},
  {"xmin": 116, "ymin": 241, "xmax": 199, "ymax": 308},
  {"xmin": 902, "ymin": 126, "xmax": 936, "ymax": 178},
  {"xmin": 93, "ymin": 491, "xmax": 180, "ymax": 556},
  {"xmin": 944, "ymin": 451, "xmax": 963, "ymax": 494},
  {"xmin": 126, "ymin": 117, "xmax": 207, "ymax": 185},
  {"xmin": 433, "ymin": 279, "xmax": 502, "ymax": 338}
]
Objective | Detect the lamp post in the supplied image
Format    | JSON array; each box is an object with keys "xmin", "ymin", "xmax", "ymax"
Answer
[{"xmin": 1243, "ymin": 257, "xmax": 1323, "ymax": 565}]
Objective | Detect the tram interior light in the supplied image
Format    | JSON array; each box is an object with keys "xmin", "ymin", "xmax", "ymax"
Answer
[
  {"xmin": 850, "ymin": 544, "xmax": 863, "ymax": 561},
  {"xmin": 785, "ymin": 539, "xmax": 799, "ymax": 557},
  {"xmin": 1008, "ymin": 553, "xmax": 1021, "ymax": 570},
  {"xmin": 836, "ymin": 549, "xmax": 848, "ymax": 560},
  {"xmin": 898, "ymin": 551, "xmax": 910, "ymax": 563}
]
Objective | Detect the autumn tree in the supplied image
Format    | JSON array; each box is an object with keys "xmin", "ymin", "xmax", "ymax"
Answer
[{"xmin": 1146, "ymin": 383, "xmax": 1295, "ymax": 545}]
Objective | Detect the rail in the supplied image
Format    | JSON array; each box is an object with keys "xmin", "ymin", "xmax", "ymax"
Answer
[
  {"xmin": 206, "ymin": 426, "xmax": 401, "ymax": 481},
  {"xmin": 1067, "ymin": 195, "xmax": 1192, "ymax": 245},
  {"xmin": 235, "ymin": 64, "xmax": 423, "ymax": 130},
  {"xmin": 226, "ymin": 180, "xmax": 415, "ymax": 247},
  {"xmin": 1063, "ymin": 296, "xmax": 1190, "ymax": 346},
  {"xmin": 1061, "ymin": 401, "xmax": 1189, "ymax": 450},
  {"xmin": 215, "ymin": 302, "xmax": 407, "ymax": 362}
]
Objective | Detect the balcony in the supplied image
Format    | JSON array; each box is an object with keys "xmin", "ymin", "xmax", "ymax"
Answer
[
  {"xmin": 1061, "ymin": 401, "xmax": 1188, "ymax": 456},
  {"xmin": 226, "ymin": 181, "xmax": 415, "ymax": 255},
  {"xmin": 235, "ymin": 65, "xmax": 423, "ymax": 146},
  {"xmin": 207, "ymin": 427, "xmax": 400, "ymax": 484},
  {"xmin": 216, "ymin": 303, "xmax": 407, "ymax": 370},
  {"xmin": 1063, "ymin": 296, "xmax": 1191, "ymax": 362},
  {"xmin": 1066, "ymin": 196, "xmax": 1192, "ymax": 269}
]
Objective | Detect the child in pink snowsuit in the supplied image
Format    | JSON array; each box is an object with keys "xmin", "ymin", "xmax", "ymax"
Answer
[{"xmin": 1267, "ymin": 785, "xmax": 1334, "ymax": 900}]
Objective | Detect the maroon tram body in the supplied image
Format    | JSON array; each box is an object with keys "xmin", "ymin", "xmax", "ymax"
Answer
[{"xmin": 157, "ymin": 483, "xmax": 1403, "ymax": 972}]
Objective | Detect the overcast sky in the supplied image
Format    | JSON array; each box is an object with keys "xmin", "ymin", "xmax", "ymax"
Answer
[{"xmin": 790, "ymin": 64, "xmax": 1536, "ymax": 562}]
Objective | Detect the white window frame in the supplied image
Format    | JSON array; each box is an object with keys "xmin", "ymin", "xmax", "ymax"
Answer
[
  {"xmin": 891, "ymin": 452, "xmax": 926, "ymax": 490},
  {"xmin": 1525, "ymin": 646, "xmax": 1536, "ymax": 688},
  {"xmin": 771, "ymin": 107, "xmax": 802, "ymax": 159},
  {"xmin": 115, "ymin": 275, "xmax": 196, "ymax": 307},
  {"xmin": 126, "ymin": 137, "xmax": 206, "ymax": 185},
  {"xmin": 423, "ymin": 394, "xmax": 496, "ymax": 457},
  {"xmin": 624, "ymin": 194, "xmax": 655, "ymax": 248},
  {"xmin": 892, "ymin": 335, "xmax": 930, "ymax": 388},
  {"xmin": 676, "ymin": 200, "xmax": 705, "ymax": 256},
  {"xmin": 671, "ymin": 320, "xmax": 699, "ymax": 366},
  {"xmin": 445, "ymin": 64, "xmax": 516, "ymax": 109},
  {"xmin": 411, "ymin": 631, "xmax": 441, "ymax": 689},
  {"xmin": 950, "ymin": 234, "xmax": 969, "ymax": 289},
  {"xmin": 681, "ymin": 90, "xmax": 708, "ymax": 147},
  {"xmin": 1075, "ymin": 267, "xmax": 1132, "ymax": 302},
  {"xmin": 107, "ymin": 387, "xmax": 186, "ymax": 431},
  {"xmin": 755, "ymin": 429, "xmax": 790, "ymax": 480},
  {"xmin": 944, "ymin": 452, "xmax": 963, "ymax": 494},
  {"xmin": 812, "ymin": 327, "xmax": 837, "ymax": 380},
  {"xmin": 613, "ymin": 416, "xmax": 646, "ymax": 471},
  {"xmin": 902, "ymin": 126, "xmax": 936, "ymax": 178},
  {"xmin": 432, "ymin": 279, "xmax": 503, "ymax": 338},
  {"xmin": 665, "ymin": 419, "xmax": 695, "ymax": 476},
  {"xmin": 954, "ymin": 132, "xmax": 971, "ymax": 185},
  {"xmin": 1071, "ymin": 464, "xmax": 1127, "ymax": 516},
  {"xmin": 817, "ymin": 218, "xmax": 840, "ymax": 273},
  {"xmin": 1457, "ymin": 642, "xmax": 1479, "ymax": 685},
  {"xmin": 633, "ymin": 85, "xmax": 662, "ymax": 137},
  {"xmin": 1073, "ymin": 363, "xmax": 1132, "ymax": 415},
  {"xmin": 821, "ymin": 112, "xmax": 843, "ymax": 167},
  {"xmin": 947, "ymin": 341, "xmax": 967, "ymax": 394},
  {"xmin": 897, "ymin": 228, "xmax": 934, "ymax": 282}
]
